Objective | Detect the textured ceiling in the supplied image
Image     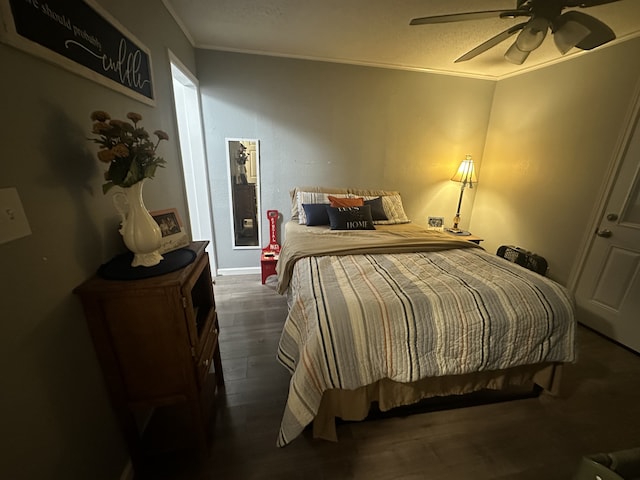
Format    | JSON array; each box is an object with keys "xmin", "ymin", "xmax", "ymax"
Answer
[{"xmin": 163, "ymin": 0, "xmax": 640, "ymax": 79}]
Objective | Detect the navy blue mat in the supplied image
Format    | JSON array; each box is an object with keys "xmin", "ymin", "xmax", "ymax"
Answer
[{"xmin": 98, "ymin": 248, "xmax": 196, "ymax": 280}]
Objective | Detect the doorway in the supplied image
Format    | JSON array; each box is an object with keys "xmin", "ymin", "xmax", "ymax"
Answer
[
  {"xmin": 169, "ymin": 51, "xmax": 217, "ymax": 275},
  {"xmin": 572, "ymin": 81, "xmax": 640, "ymax": 353}
]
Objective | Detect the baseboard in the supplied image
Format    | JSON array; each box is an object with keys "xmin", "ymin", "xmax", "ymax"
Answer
[
  {"xmin": 120, "ymin": 460, "xmax": 134, "ymax": 480},
  {"xmin": 217, "ymin": 267, "xmax": 260, "ymax": 276}
]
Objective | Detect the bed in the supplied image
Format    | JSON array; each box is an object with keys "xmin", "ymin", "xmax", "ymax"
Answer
[{"xmin": 275, "ymin": 187, "xmax": 576, "ymax": 447}]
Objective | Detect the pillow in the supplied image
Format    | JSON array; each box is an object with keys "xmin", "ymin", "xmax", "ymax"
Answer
[
  {"xmin": 362, "ymin": 194, "xmax": 410, "ymax": 224},
  {"xmin": 296, "ymin": 191, "xmax": 349, "ymax": 224},
  {"xmin": 328, "ymin": 195, "xmax": 364, "ymax": 208},
  {"xmin": 363, "ymin": 196, "xmax": 388, "ymax": 221},
  {"xmin": 326, "ymin": 205, "xmax": 375, "ymax": 230},
  {"xmin": 349, "ymin": 188, "xmax": 399, "ymax": 197},
  {"xmin": 290, "ymin": 187, "xmax": 348, "ymax": 221},
  {"xmin": 302, "ymin": 203, "xmax": 330, "ymax": 226}
]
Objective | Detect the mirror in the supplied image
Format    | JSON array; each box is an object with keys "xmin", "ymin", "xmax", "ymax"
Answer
[{"xmin": 226, "ymin": 139, "xmax": 261, "ymax": 248}]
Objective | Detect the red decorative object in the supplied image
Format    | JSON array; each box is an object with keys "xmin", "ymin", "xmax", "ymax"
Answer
[{"xmin": 261, "ymin": 210, "xmax": 280, "ymax": 284}]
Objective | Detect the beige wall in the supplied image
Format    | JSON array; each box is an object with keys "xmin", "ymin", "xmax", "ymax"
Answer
[
  {"xmin": 2, "ymin": 2, "xmax": 640, "ymax": 475},
  {"xmin": 0, "ymin": 1, "xmax": 194, "ymax": 478},
  {"xmin": 471, "ymin": 38, "xmax": 640, "ymax": 284},
  {"xmin": 199, "ymin": 43, "xmax": 640, "ymax": 280},
  {"xmin": 196, "ymin": 50, "xmax": 496, "ymax": 269}
]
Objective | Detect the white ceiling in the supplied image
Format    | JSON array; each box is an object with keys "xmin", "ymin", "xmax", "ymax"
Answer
[{"xmin": 163, "ymin": 0, "xmax": 640, "ymax": 80}]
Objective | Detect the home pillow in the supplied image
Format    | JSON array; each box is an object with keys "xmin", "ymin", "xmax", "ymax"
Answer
[
  {"xmin": 326, "ymin": 205, "xmax": 375, "ymax": 230},
  {"xmin": 302, "ymin": 203, "xmax": 330, "ymax": 226},
  {"xmin": 328, "ymin": 195, "xmax": 364, "ymax": 208},
  {"xmin": 296, "ymin": 191, "xmax": 350, "ymax": 224},
  {"xmin": 363, "ymin": 196, "xmax": 388, "ymax": 221}
]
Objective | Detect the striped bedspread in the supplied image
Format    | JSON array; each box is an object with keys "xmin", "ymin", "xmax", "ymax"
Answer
[{"xmin": 276, "ymin": 247, "xmax": 575, "ymax": 447}]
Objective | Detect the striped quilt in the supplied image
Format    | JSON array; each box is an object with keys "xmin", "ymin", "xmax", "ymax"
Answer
[{"xmin": 276, "ymin": 247, "xmax": 575, "ymax": 447}]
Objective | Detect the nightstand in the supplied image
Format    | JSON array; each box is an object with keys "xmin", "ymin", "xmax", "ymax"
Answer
[
  {"xmin": 444, "ymin": 230, "xmax": 484, "ymax": 245},
  {"xmin": 74, "ymin": 242, "xmax": 223, "ymax": 469}
]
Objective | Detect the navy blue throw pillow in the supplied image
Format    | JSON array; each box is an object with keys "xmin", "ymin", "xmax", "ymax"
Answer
[
  {"xmin": 302, "ymin": 203, "xmax": 331, "ymax": 226},
  {"xmin": 364, "ymin": 197, "xmax": 388, "ymax": 221},
  {"xmin": 326, "ymin": 205, "xmax": 375, "ymax": 230}
]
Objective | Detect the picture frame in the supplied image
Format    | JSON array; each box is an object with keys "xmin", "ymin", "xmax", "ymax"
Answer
[
  {"xmin": 427, "ymin": 216, "xmax": 445, "ymax": 231},
  {"xmin": 0, "ymin": 0, "xmax": 155, "ymax": 105},
  {"xmin": 150, "ymin": 208, "xmax": 190, "ymax": 254}
]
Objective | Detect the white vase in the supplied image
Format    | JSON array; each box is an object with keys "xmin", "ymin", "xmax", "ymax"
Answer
[{"xmin": 112, "ymin": 180, "xmax": 163, "ymax": 267}]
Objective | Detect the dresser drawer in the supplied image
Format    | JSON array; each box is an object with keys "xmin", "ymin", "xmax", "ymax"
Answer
[{"xmin": 196, "ymin": 312, "xmax": 219, "ymax": 387}]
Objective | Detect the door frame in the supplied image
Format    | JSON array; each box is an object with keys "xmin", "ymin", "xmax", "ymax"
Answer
[
  {"xmin": 167, "ymin": 49, "xmax": 218, "ymax": 276},
  {"xmin": 568, "ymin": 77, "xmax": 640, "ymax": 293}
]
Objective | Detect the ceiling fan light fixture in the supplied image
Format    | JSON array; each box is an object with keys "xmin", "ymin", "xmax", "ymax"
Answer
[
  {"xmin": 505, "ymin": 42, "xmax": 530, "ymax": 64},
  {"xmin": 515, "ymin": 17, "xmax": 550, "ymax": 51},
  {"xmin": 409, "ymin": 1, "xmax": 620, "ymax": 67},
  {"xmin": 554, "ymin": 20, "xmax": 591, "ymax": 54}
]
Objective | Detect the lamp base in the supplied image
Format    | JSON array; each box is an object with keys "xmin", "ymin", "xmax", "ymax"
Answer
[{"xmin": 445, "ymin": 228, "xmax": 471, "ymax": 236}]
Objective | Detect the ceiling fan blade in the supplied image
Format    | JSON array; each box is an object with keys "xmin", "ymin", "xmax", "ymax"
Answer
[
  {"xmin": 565, "ymin": 0, "xmax": 621, "ymax": 7},
  {"xmin": 410, "ymin": 10, "xmax": 523, "ymax": 25},
  {"xmin": 455, "ymin": 22, "xmax": 527, "ymax": 62},
  {"xmin": 560, "ymin": 11, "xmax": 616, "ymax": 50}
]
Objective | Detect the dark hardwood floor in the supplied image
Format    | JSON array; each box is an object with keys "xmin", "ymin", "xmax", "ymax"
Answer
[{"xmin": 139, "ymin": 274, "xmax": 640, "ymax": 480}]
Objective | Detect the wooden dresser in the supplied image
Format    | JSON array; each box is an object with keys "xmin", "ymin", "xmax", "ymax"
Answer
[{"xmin": 74, "ymin": 241, "xmax": 223, "ymax": 466}]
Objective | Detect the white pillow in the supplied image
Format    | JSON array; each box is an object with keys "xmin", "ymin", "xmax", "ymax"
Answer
[
  {"xmin": 361, "ymin": 194, "xmax": 410, "ymax": 224},
  {"xmin": 297, "ymin": 192, "xmax": 350, "ymax": 224},
  {"xmin": 290, "ymin": 186, "xmax": 349, "ymax": 220}
]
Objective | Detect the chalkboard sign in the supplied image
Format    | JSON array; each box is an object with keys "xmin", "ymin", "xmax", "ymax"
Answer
[{"xmin": 0, "ymin": 0, "xmax": 155, "ymax": 105}]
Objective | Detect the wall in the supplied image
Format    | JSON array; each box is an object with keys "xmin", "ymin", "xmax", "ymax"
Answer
[
  {"xmin": 198, "ymin": 40, "xmax": 640, "ymax": 281},
  {"xmin": 0, "ymin": 1, "xmax": 194, "ymax": 478},
  {"xmin": 472, "ymin": 37, "xmax": 640, "ymax": 284},
  {"xmin": 196, "ymin": 50, "xmax": 496, "ymax": 270},
  {"xmin": 2, "ymin": 3, "xmax": 638, "ymax": 476}
]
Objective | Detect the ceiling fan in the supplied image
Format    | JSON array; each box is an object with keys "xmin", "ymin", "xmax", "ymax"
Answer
[{"xmin": 410, "ymin": 0, "xmax": 619, "ymax": 64}]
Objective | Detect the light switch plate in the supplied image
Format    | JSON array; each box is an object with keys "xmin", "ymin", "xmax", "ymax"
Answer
[{"xmin": 0, "ymin": 187, "xmax": 32, "ymax": 244}]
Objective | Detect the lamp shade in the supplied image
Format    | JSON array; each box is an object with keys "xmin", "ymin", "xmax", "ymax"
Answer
[
  {"xmin": 554, "ymin": 19, "xmax": 591, "ymax": 54},
  {"xmin": 451, "ymin": 155, "xmax": 477, "ymax": 186},
  {"xmin": 516, "ymin": 17, "xmax": 550, "ymax": 52},
  {"xmin": 504, "ymin": 42, "xmax": 531, "ymax": 64}
]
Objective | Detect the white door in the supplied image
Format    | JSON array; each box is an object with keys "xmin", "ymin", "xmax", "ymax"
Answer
[{"xmin": 575, "ymin": 108, "xmax": 640, "ymax": 353}]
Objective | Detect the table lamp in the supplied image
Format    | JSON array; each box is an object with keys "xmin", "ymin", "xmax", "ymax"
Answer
[{"xmin": 447, "ymin": 154, "xmax": 477, "ymax": 235}]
